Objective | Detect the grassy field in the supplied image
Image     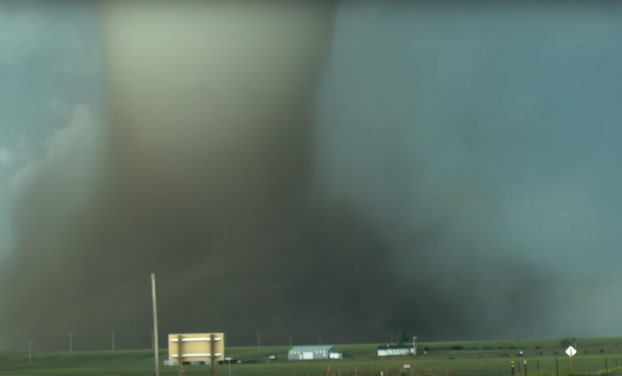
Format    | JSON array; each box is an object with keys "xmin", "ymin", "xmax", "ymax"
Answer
[{"xmin": 2, "ymin": 338, "xmax": 622, "ymax": 376}]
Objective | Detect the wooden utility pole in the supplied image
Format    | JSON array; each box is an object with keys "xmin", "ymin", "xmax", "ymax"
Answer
[
  {"xmin": 151, "ymin": 273, "xmax": 160, "ymax": 376},
  {"xmin": 210, "ymin": 333, "xmax": 216, "ymax": 376},
  {"xmin": 177, "ymin": 335, "xmax": 183, "ymax": 376},
  {"xmin": 27, "ymin": 340, "xmax": 32, "ymax": 365}
]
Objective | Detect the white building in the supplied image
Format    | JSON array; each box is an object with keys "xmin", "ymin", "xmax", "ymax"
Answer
[
  {"xmin": 377, "ymin": 345, "xmax": 415, "ymax": 357},
  {"xmin": 288, "ymin": 345, "xmax": 342, "ymax": 360}
]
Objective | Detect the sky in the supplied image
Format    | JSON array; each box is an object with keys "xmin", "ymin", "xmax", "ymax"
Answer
[
  {"xmin": 316, "ymin": 1, "xmax": 622, "ymax": 275},
  {"xmin": 2, "ymin": 0, "xmax": 622, "ymax": 351},
  {"xmin": 0, "ymin": 0, "xmax": 103, "ymax": 258}
]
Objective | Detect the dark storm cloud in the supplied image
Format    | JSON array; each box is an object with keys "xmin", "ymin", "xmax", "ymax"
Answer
[
  {"xmin": 313, "ymin": 0, "xmax": 622, "ymax": 338},
  {"xmin": 3, "ymin": 0, "xmax": 622, "ymax": 351}
]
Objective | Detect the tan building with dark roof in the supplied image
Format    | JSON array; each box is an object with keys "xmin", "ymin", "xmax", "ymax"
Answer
[{"xmin": 167, "ymin": 332, "xmax": 225, "ymax": 365}]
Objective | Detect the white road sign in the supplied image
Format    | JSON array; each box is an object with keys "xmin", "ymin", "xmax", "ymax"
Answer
[{"xmin": 565, "ymin": 346, "xmax": 577, "ymax": 357}]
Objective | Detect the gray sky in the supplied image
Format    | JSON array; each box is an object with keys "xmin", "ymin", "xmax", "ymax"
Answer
[{"xmin": 316, "ymin": 1, "xmax": 622, "ymax": 272}]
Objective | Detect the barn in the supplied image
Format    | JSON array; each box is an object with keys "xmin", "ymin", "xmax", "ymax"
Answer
[{"xmin": 288, "ymin": 345, "xmax": 342, "ymax": 361}]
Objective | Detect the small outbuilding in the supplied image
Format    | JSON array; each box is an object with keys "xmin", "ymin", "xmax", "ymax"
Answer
[
  {"xmin": 377, "ymin": 344, "xmax": 415, "ymax": 357},
  {"xmin": 288, "ymin": 345, "xmax": 342, "ymax": 361}
]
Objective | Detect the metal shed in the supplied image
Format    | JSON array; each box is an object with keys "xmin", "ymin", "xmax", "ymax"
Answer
[{"xmin": 288, "ymin": 345, "xmax": 342, "ymax": 360}]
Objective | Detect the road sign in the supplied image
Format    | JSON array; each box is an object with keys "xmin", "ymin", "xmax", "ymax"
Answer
[{"xmin": 566, "ymin": 346, "xmax": 577, "ymax": 357}]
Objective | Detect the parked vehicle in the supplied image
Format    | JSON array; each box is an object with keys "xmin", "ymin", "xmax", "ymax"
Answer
[{"xmin": 218, "ymin": 357, "xmax": 242, "ymax": 364}]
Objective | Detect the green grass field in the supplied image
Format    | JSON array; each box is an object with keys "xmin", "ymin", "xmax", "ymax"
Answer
[{"xmin": 2, "ymin": 338, "xmax": 622, "ymax": 376}]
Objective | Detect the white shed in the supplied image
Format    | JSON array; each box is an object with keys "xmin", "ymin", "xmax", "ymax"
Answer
[
  {"xmin": 288, "ymin": 345, "xmax": 342, "ymax": 361},
  {"xmin": 377, "ymin": 345, "xmax": 415, "ymax": 357}
]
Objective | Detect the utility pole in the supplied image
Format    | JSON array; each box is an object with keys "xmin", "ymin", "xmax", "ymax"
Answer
[
  {"xmin": 210, "ymin": 333, "xmax": 216, "ymax": 376},
  {"xmin": 256, "ymin": 332, "xmax": 261, "ymax": 347},
  {"xmin": 177, "ymin": 335, "xmax": 183, "ymax": 376},
  {"xmin": 69, "ymin": 333, "xmax": 73, "ymax": 353},
  {"xmin": 27, "ymin": 340, "xmax": 32, "ymax": 365},
  {"xmin": 111, "ymin": 331, "xmax": 115, "ymax": 351},
  {"xmin": 151, "ymin": 273, "xmax": 160, "ymax": 376}
]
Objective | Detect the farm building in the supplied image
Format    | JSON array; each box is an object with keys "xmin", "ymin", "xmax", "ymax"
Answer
[
  {"xmin": 288, "ymin": 345, "xmax": 342, "ymax": 360},
  {"xmin": 166, "ymin": 332, "xmax": 225, "ymax": 365},
  {"xmin": 377, "ymin": 344, "xmax": 415, "ymax": 357}
]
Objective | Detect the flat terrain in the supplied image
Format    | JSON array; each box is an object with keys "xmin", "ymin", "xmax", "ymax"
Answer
[{"xmin": 2, "ymin": 337, "xmax": 622, "ymax": 376}]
